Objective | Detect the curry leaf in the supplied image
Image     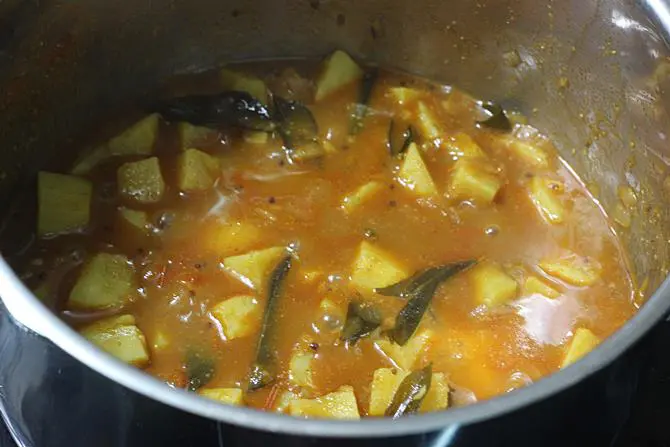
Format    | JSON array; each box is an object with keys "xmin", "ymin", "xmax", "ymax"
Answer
[
  {"xmin": 388, "ymin": 119, "xmax": 415, "ymax": 156},
  {"xmin": 154, "ymin": 91, "xmax": 275, "ymax": 131},
  {"xmin": 340, "ymin": 301, "xmax": 382, "ymax": 345},
  {"xmin": 376, "ymin": 260, "xmax": 476, "ymax": 345},
  {"xmin": 350, "ymin": 68, "xmax": 379, "ymax": 135},
  {"xmin": 477, "ymin": 101, "xmax": 512, "ymax": 132},
  {"xmin": 248, "ymin": 253, "xmax": 292, "ymax": 391},
  {"xmin": 185, "ymin": 350, "xmax": 215, "ymax": 392},
  {"xmin": 273, "ymin": 96, "xmax": 321, "ymax": 158},
  {"xmin": 385, "ymin": 364, "xmax": 432, "ymax": 418}
]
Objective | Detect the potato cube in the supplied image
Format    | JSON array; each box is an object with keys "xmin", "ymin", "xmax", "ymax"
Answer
[
  {"xmin": 177, "ymin": 148, "xmax": 221, "ymax": 192},
  {"xmin": 37, "ymin": 172, "xmax": 92, "ymax": 237},
  {"xmin": 341, "ymin": 181, "xmax": 385, "ymax": 213},
  {"xmin": 80, "ymin": 315, "xmax": 149, "ymax": 366},
  {"xmin": 179, "ymin": 122, "xmax": 215, "ymax": 150},
  {"xmin": 199, "ymin": 388, "xmax": 245, "ymax": 405},
  {"xmin": 375, "ymin": 329, "xmax": 434, "ymax": 370},
  {"xmin": 211, "ymin": 295, "xmax": 262, "ymax": 340},
  {"xmin": 388, "ymin": 87, "xmax": 421, "ymax": 104},
  {"xmin": 117, "ymin": 157, "xmax": 165, "ymax": 204},
  {"xmin": 398, "ymin": 143, "xmax": 438, "ymax": 197},
  {"xmin": 539, "ymin": 253, "xmax": 601, "ymax": 287},
  {"xmin": 289, "ymin": 350, "xmax": 316, "ymax": 388},
  {"xmin": 107, "ymin": 114, "xmax": 159, "ymax": 157},
  {"xmin": 315, "ymin": 50, "xmax": 364, "ymax": 101},
  {"xmin": 350, "ymin": 241, "xmax": 409, "ymax": 292},
  {"xmin": 204, "ymin": 221, "xmax": 261, "ymax": 256},
  {"xmin": 447, "ymin": 159, "xmax": 502, "ymax": 204},
  {"xmin": 119, "ymin": 207, "xmax": 150, "ymax": 234},
  {"xmin": 274, "ymin": 390, "xmax": 301, "ymax": 413},
  {"xmin": 289, "ymin": 386, "xmax": 360, "ymax": 419},
  {"xmin": 522, "ymin": 276, "xmax": 560, "ymax": 299},
  {"xmin": 445, "ymin": 132, "xmax": 486, "ymax": 160},
  {"xmin": 421, "ymin": 372, "xmax": 450, "ymax": 412},
  {"xmin": 471, "ymin": 262, "xmax": 518, "ymax": 307},
  {"xmin": 504, "ymin": 137, "xmax": 549, "ymax": 168},
  {"xmin": 529, "ymin": 176, "xmax": 565, "ymax": 224},
  {"xmin": 369, "ymin": 368, "xmax": 406, "ymax": 416},
  {"xmin": 561, "ymin": 328, "xmax": 600, "ymax": 368},
  {"xmin": 68, "ymin": 253, "xmax": 136, "ymax": 310},
  {"xmin": 222, "ymin": 246, "xmax": 286, "ymax": 290},
  {"xmin": 71, "ymin": 114, "xmax": 159, "ymax": 174},
  {"xmin": 368, "ymin": 368, "xmax": 450, "ymax": 416},
  {"xmin": 71, "ymin": 146, "xmax": 113, "ymax": 175},
  {"xmin": 416, "ymin": 102, "xmax": 442, "ymax": 141},
  {"xmin": 220, "ymin": 69, "xmax": 269, "ymax": 105}
]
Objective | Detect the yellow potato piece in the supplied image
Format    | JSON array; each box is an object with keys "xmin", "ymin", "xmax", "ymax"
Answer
[
  {"xmin": 118, "ymin": 207, "xmax": 150, "ymax": 235},
  {"xmin": 539, "ymin": 253, "xmax": 602, "ymax": 287},
  {"xmin": 106, "ymin": 114, "xmax": 159, "ymax": 157},
  {"xmin": 37, "ymin": 172, "xmax": 92, "ymax": 237},
  {"xmin": 274, "ymin": 390, "xmax": 301, "ymax": 413},
  {"xmin": 220, "ymin": 69, "xmax": 269, "ymax": 105},
  {"xmin": 315, "ymin": 50, "xmax": 364, "ymax": 101},
  {"xmin": 117, "ymin": 157, "xmax": 165, "ymax": 204},
  {"xmin": 529, "ymin": 176, "xmax": 565, "ymax": 224},
  {"xmin": 289, "ymin": 386, "xmax": 360, "ymax": 419},
  {"xmin": 375, "ymin": 329, "xmax": 434, "ymax": 370},
  {"xmin": 522, "ymin": 276, "xmax": 560, "ymax": 299},
  {"xmin": 503, "ymin": 136, "xmax": 550, "ymax": 168},
  {"xmin": 388, "ymin": 87, "xmax": 421, "ymax": 104},
  {"xmin": 68, "ymin": 253, "xmax": 136, "ymax": 310},
  {"xmin": 222, "ymin": 246, "xmax": 286, "ymax": 290},
  {"xmin": 211, "ymin": 295, "xmax": 262, "ymax": 340},
  {"xmin": 421, "ymin": 372, "xmax": 450, "ymax": 412},
  {"xmin": 416, "ymin": 102, "xmax": 442, "ymax": 141},
  {"xmin": 445, "ymin": 132, "xmax": 486, "ymax": 160},
  {"xmin": 72, "ymin": 114, "xmax": 159, "ymax": 174},
  {"xmin": 448, "ymin": 159, "xmax": 502, "ymax": 204},
  {"xmin": 178, "ymin": 122, "xmax": 214, "ymax": 150},
  {"xmin": 80, "ymin": 315, "xmax": 149, "ymax": 367},
  {"xmin": 369, "ymin": 368, "xmax": 450, "ymax": 416},
  {"xmin": 350, "ymin": 241, "xmax": 409, "ymax": 292},
  {"xmin": 204, "ymin": 221, "xmax": 261, "ymax": 256},
  {"xmin": 177, "ymin": 148, "xmax": 221, "ymax": 192},
  {"xmin": 289, "ymin": 351, "xmax": 316, "ymax": 388},
  {"xmin": 471, "ymin": 262, "xmax": 518, "ymax": 307},
  {"xmin": 199, "ymin": 388, "xmax": 245, "ymax": 405},
  {"xmin": 341, "ymin": 180, "xmax": 385, "ymax": 213},
  {"xmin": 561, "ymin": 328, "xmax": 600, "ymax": 368},
  {"xmin": 398, "ymin": 143, "xmax": 438, "ymax": 197}
]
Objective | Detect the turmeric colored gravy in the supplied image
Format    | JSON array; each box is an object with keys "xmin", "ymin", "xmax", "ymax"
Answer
[{"xmin": 15, "ymin": 52, "xmax": 636, "ymax": 419}]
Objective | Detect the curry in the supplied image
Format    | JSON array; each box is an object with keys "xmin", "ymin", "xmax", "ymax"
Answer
[{"xmin": 14, "ymin": 50, "xmax": 637, "ymax": 419}]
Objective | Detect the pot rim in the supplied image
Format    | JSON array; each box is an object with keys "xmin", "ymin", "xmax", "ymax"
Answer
[{"xmin": 1, "ymin": 256, "xmax": 668, "ymax": 437}]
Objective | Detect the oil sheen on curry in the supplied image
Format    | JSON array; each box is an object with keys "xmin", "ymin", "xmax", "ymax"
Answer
[{"xmin": 16, "ymin": 50, "xmax": 637, "ymax": 419}]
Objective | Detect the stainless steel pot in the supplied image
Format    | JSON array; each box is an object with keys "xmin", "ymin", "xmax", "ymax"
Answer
[{"xmin": 0, "ymin": 0, "xmax": 670, "ymax": 439}]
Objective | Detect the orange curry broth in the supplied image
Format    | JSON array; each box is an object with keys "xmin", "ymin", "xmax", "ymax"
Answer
[{"xmin": 16, "ymin": 60, "xmax": 636, "ymax": 416}]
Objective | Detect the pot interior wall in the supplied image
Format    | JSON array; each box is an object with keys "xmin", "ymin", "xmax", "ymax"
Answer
[{"xmin": 0, "ymin": 0, "xmax": 669, "ymax": 298}]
